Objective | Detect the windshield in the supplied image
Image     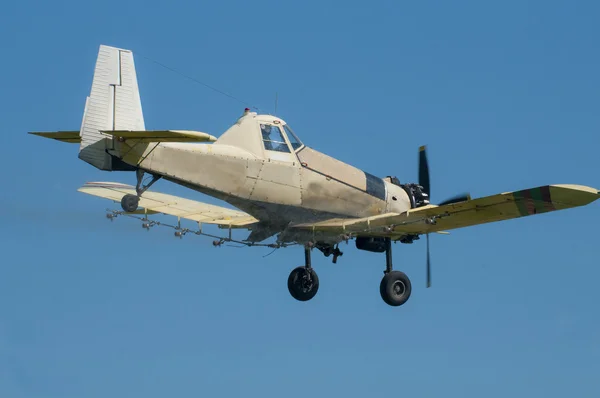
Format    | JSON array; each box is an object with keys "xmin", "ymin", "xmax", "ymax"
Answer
[
  {"xmin": 283, "ymin": 124, "xmax": 303, "ymax": 150},
  {"xmin": 260, "ymin": 124, "xmax": 290, "ymax": 153}
]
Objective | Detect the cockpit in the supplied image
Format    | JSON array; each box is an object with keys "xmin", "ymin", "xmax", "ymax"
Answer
[{"xmin": 259, "ymin": 122, "xmax": 303, "ymax": 153}]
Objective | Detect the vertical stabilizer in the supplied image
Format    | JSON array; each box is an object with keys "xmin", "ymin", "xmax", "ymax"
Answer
[{"xmin": 78, "ymin": 45, "xmax": 145, "ymax": 170}]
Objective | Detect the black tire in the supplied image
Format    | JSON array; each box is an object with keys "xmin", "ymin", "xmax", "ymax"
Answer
[
  {"xmin": 380, "ymin": 271, "xmax": 412, "ymax": 307},
  {"xmin": 287, "ymin": 266, "xmax": 319, "ymax": 302},
  {"xmin": 121, "ymin": 194, "xmax": 140, "ymax": 212}
]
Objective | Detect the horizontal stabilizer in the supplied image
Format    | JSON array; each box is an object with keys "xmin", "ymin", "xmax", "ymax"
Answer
[
  {"xmin": 78, "ymin": 182, "xmax": 258, "ymax": 227},
  {"xmin": 29, "ymin": 131, "xmax": 81, "ymax": 143},
  {"xmin": 100, "ymin": 130, "xmax": 217, "ymax": 143}
]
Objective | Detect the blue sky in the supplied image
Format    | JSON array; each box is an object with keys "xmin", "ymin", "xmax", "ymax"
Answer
[{"xmin": 1, "ymin": 0, "xmax": 600, "ymax": 396}]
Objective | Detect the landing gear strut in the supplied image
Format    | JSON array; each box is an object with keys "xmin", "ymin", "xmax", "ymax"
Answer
[
  {"xmin": 287, "ymin": 245, "xmax": 319, "ymax": 301},
  {"xmin": 120, "ymin": 169, "xmax": 161, "ymax": 213},
  {"xmin": 379, "ymin": 238, "xmax": 412, "ymax": 307}
]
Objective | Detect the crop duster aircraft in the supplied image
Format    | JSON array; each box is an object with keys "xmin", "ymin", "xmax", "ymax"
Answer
[{"xmin": 30, "ymin": 45, "xmax": 600, "ymax": 307}]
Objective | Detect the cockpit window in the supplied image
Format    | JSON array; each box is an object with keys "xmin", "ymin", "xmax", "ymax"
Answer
[
  {"xmin": 283, "ymin": 124, "xmax": 303, "ymax": 151},
  {"xmin": 260, "ymin": 124, "xmax": 290, "ymax": 153}
]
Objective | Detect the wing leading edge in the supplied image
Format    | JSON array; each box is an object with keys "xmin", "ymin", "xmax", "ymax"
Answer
[
  {"xmin": 291, "ymin": 184, "xmax": 600, "ymax": 237},
  {"xmin": 78, "ymin": 182, "xmax": 258, "ymax": 227}
]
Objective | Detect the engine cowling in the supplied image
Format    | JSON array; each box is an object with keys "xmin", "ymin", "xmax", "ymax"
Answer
[{"xmin": 386, "ymin": 176, "xmax": 429, "ymax": 208}]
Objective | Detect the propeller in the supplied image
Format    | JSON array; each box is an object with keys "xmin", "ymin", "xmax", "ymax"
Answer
[
  {"xmin": 418, "ymin": 145, "xmax": 471, "ymax": 288},
  {"xmin": 426, "ymin": 233, "xmax": 431, "ymax": 288},
  {"xmin": 418, "ymin": 145, "xmax": 471, "ymax": 206},
  {"xmin": 418, "ymin": 146, "xmax": 430, "ymax": 200},
  {"xmin": 438, "ymin": 193, "xmax": 472, "ymax": 206}
]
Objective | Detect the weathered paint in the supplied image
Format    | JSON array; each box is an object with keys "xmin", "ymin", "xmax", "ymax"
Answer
[
  {"xmin": 251, "ymin": 159, "xmax": 302, "ymax": 205},
  {"xmin": 513, "ymin": 186, "xmax": 556, "ymax": 216},
  {"xmin": 297, "ymin": 147, "xmax": 367, "ymax": 191},
  {"xmin": 114, "ymin": 132, "xmax": 405, "ymax": 223}
]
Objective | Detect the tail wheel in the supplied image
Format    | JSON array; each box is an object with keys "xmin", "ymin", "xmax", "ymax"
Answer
[
  {"xmin": 121, "ymin": 194, "xmax": 140, "ymax": 212},
  {"xmin": 380, "ymin": 271, "xmax": 412, "ymax": 306},
  {"xmin": 287, "ymin": 266, "xmax": 319, "ymax": 301}
]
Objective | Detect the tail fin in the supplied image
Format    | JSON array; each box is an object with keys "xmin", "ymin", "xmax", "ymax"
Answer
[{"xmin": 78, "ymin": 45, "xmax": 145, "ymax": 171}]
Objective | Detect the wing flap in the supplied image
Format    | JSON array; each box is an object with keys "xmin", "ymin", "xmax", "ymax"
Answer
[
  {"xmin": 29, "ymin": 131, "xmax": 81, "ymax": 143},
  {"xmin": 291, "ymin": 184, "xmax": 600, "ymax": 236},
  {"xmin": 100, "ymin": 130, "xmax": 217, "ymax": 143},
  {"xmin": 78, "ymin": 182, "xmax": 258, "ymax": 227}
]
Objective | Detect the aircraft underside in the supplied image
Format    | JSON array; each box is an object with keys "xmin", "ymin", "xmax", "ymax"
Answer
[{"xmin": 113, "ymin": 167, "xmax": 415, "ymax": 307}]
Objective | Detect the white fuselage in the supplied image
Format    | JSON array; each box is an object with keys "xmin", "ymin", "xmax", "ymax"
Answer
[{"xmin": 118, "ymin": 141, "xmax": 412, "ymax": 226}]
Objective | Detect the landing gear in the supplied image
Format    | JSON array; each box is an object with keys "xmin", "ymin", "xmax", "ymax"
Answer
[
  {"xmin": 121, "ymin": 194, "xmax": 139, "ymax": 212},
  {"xmin": 379, "ymin": 238, "xmax": 412, "ymax": 307},
  {"xmin": 120, "ymin": 169, "xmax": 161, "ymax": 213},
  {"xmin": 380, "ymin": 271, "xmax": 412, "ymax": 306},
  {"xmin": 287, "ymin": 245, "xmax": 319, "ymax": 301},
  {"xmin": 286, "ymin": 238, "xmax": 412, "ymax": 306}
]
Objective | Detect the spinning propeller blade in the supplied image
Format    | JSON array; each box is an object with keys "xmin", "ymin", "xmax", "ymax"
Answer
[
  {"xmin": 426, "ymin": 233, "xmax": 431, "ymax": 288},
  {"xmin": 438, "ymin": 193, "xmax": 472, "ymax": 206},
  {"xmin": 418, "ymin": 146, "xmax": 430, "ymax": 198},
  {"xmin": 418, "ymin": 145, "xmax": 471, "ymax": 206},
  {"xmin": 417, "ymin": 145, "xmax": 472, "ymax": 289}
]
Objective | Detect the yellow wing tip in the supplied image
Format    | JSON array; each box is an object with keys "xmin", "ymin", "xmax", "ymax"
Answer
[
  {"xmin": 548, "ymin": 184, "xmax": 600, "ymax": 207},
  {"xmin": 550, "ymin": 184, "xmax": 599, "ymax": 195},
  {"xmin": 419, "ymin": 145, "xmax": 427, "ymax": 152}
]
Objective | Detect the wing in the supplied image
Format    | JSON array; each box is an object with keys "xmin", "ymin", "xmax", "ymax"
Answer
[
  {"xmin": 100, "ymin": 130, "xmax": 217, "ymax": 143},
  {"xmin": 29, "ymin": 131, "xmax": 81, "ymax": 143},
  {"xmin": 291, "ymin": 184, "xmax": 600, "ymax": 237},
  {"xmin": 78, "ymin": 182, "xmax": 258, "ymax": 227}
]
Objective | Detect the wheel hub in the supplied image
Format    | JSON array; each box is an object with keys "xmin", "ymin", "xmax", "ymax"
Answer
[
  {"xmin": 299, "ymin": 272, "xmax": 313, "ymax": 292},
  {"xmin": 287, "ymin": 265, "xmax": 320, "ymax": 302},
  {"xmin": 392, "ymin": 280, "xmax": 405, "ymax": 296}
]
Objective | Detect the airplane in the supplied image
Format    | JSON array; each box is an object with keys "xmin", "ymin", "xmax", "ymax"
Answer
[{"xmin": 29, "ymin": 45, "xmax": 600, "ymax": 307}]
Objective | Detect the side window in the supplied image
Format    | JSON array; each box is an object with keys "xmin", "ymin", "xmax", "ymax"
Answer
[
  {"xmin": 260, "ymin": 124, "xmax": 290, "ymax": 153},
  {"xmin": 283, "ymin": 125, "xmax": 303, "ymax": 151}
]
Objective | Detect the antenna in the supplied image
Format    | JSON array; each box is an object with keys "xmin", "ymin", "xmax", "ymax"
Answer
[
  {"xmin": 274, "ymin": 92, "xmax": 278, "ymax": 115},
  {"xmin": 137, "ymin": 51, "xmax": 261, "ymax": 112}
]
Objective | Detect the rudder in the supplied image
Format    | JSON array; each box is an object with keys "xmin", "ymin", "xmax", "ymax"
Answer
[{"xmin": 78, "ymin": 45, "xmax": 145, "ymax": 170}]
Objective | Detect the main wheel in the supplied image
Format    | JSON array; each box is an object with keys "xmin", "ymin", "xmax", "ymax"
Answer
[
  {"xmin": 287, "ymin": 266, "xmax": 319, "ymax": 302},
  {"xmin": 380, "ymin": 271, "xmax": 412, "ymax": 307},
  {"xmin": 121, "ymin": 194, "xmax": 140, "ymax": 212}
]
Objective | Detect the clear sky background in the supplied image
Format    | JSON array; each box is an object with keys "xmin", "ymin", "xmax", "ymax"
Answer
[{"xmin": 1, "ymin": 0, "xmax": 599, "ymax": 396}]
